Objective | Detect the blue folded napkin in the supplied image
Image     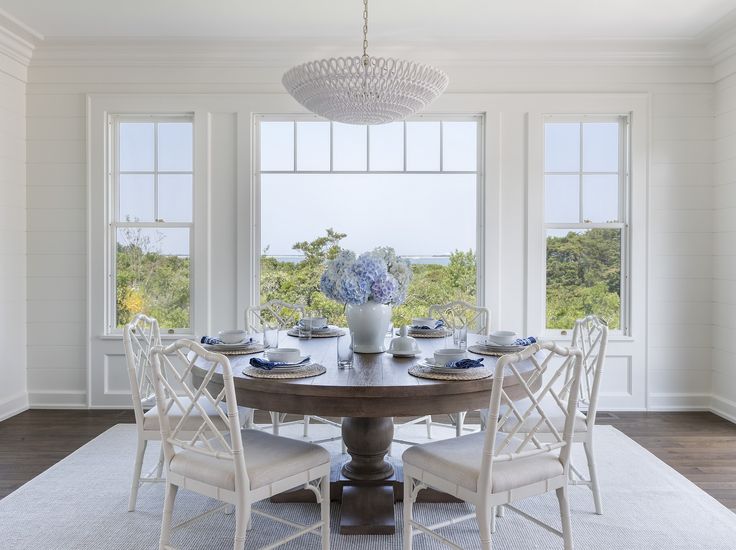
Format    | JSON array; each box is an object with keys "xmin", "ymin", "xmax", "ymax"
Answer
[
  {"xmin": 201, "ymin": 336, "xmax": 223, "ymax": 345},
  {"xmin": 444, "ymin": 357, "xmax": 485, "ymax": 369},
  {"xmin": 249, "ymin": 356, "xmax": 310, "ymax": 371},
  {"xmin": 512, "ymin": 336, "xmax": 537, "ymax": 346},
  {"xmin": 412, "ymin": 320, "xmax": 446, "ymax": 330}
]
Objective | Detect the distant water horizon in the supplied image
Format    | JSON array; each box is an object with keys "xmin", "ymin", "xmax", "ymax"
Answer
[{"xmin": 264, "ymin": 254, "xmax": 452, "ymax": 266}]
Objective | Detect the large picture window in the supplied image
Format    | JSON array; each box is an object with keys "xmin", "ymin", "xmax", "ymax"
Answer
[
  {"xmin": 256, "ymin": 116, "xmax": 483, "ymax": 326},
  {"xmin": 544, "ymin": 116, "xmax": 629, "ymax": 332},
  {"xmin": 109, "ymin": 116, "xmax": 194, "ymax": 332}
]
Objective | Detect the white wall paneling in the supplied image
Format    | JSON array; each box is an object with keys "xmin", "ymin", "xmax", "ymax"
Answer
[
  {"xmin": 15, "ymin": 20, "xmax": 735, "ymax": 412},
  {"xmin": 0, "ymin": 22, "xmax": 29, "ymax": 420}
]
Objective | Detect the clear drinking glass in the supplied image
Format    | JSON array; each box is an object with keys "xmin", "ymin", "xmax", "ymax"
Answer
[
  {"xmin": 297, "ymin": 320, "xmax": 312, "ymax": 340},
  {"xmin": 337, "ymin": 331, "xmax": 354, "ymax": 369},
  {"xmin": 263, "ymin": 325, "xmax": 280, "ymax": 349},
  {"xmin": 453, "ymin": 325, "xmax": 468, "ymax": 350}
]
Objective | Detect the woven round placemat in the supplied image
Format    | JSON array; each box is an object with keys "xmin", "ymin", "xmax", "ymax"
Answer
[
  {"xmin": 468, "ymin": 344, "xmax": 523, "ymax": 357},
  {"xmin": 242, "ymin": 363, "xmax": 326, "ymax": 379},
  {"xmin": 408, "ymin": 363, "xmax": 493, "ymax": 381},
  {"xmin": 406, "ymin": 329, "xmax": 452, "ymax": 339},
  {"xmin": 286, "ymin": 328, "xmax": 345, "ymax": 338},
  {"xmin": 205, "ymin": 345, "xmax": 265, "ymax": 356}
]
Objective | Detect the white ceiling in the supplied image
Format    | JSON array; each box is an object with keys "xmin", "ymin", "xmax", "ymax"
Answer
[{"xmin": 1, "ymin": 0, "xmax": 735, "ymax": 42}]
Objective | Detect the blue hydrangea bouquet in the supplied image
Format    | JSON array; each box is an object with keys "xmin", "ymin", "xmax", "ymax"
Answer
[
  {"xmin": 320, "ymin": 246, "xmax": 412, "ymax": 306},
  {"xmin": 320, "ymin": 247, "xmax": 412, "ymax": 353}
]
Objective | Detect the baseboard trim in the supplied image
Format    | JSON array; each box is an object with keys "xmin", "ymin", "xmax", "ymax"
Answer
[
  {"xmin": 28, "ymin": 390, "xmax": 87, "ymax": 409},
  {"xmin": 647, "ymin": 393, "xmax": 712, "ymax": 411},
  {"xmin": 0, "ymin": 392, "xmax": 29, "ymax": 421},
  {"xmin": 711, "ymin": 395, "xmax": 736, "ymax": 424}
]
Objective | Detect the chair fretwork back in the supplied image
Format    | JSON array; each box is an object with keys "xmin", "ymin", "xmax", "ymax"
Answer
[
  {"xmin": 123, "ymin": 313, "xmax": 161, "ymax": 425},
  {"xmin": 151, "ymin": 340, "xmax": 248, "ymax": 485},
  {"xmin": 245, "ymin": 300, "xmax": 306, "ymax": 332},
  {"xmin": 428, "ymin": 301, "xmax": 490, "ymax": 335},
  {"xmin": 480, "ymin": 342, "xmax": 583, "ymax": 493},
  {"xmin": 570, "ymin": 315, "xmax": 608, "ymax": 424}
]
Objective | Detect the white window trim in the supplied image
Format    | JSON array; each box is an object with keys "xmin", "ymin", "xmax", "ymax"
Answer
[
  {"xmin": 88, "ymin": 95, "xmax": 212, "ymax": 341},
  {"xmin": 107, "ymin": 114, "xmax": 195, "ymax": 334},
  {"xmin": 526, "ymin": 96, "xmax": 647, "ymax": 344},
  {"xmin": 251, "ymin": 113, "xmax": 486, "ymax": 310},
  {"xmin": 542, "ymin": 114, "xmax": 631, "ymax": 337}
]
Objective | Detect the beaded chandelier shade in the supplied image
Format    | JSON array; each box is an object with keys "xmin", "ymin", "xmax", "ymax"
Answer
[{"xmin": 282, "ymin": 0, "xmax": 449, "ymax": 125}]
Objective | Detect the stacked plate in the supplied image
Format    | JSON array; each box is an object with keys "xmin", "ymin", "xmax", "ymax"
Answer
[
  {"xmin": 416, "ymin": 357, "xmax": 478, "ymax": 374},
  {"xmin": 258, "ymin": 356, "xmax": 313, "ymax": 373},
  {"xmin": 405, "ymin": 327, "xmax": 451, "ymax": 338},
  {"xmin": 477, "ymin": 340, "xmax": 526, "ymax": 354},
  {"xmin": 203, "ymin": 340, "xmax": 262, "ymax": 354}
]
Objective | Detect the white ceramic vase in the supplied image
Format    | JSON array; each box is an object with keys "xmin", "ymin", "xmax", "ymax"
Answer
[{"xmin": 346, "ymin": 301, "xmax": 392, "ymax": 353}]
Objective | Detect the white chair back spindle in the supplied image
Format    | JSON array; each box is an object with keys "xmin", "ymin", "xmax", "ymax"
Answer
[
  {"xmin": 480, "ymin": 342, "xmax": 584, "ymax": 496},
  {"xmin": 245, "ymin": 299, "xmax": 306, "ymax": 332},
  {"xmin": 151, "ymin": 340, "xmax": 250, "ymax": 494},
  {"xmin": 428, "ymin": 300, "xmax": 490, "ymax": 335},
  {"xmin": 123, "ymin": 313, "xmax": 161, "ymax": 427},
  {"xmin": 570, "ymin": 315, "xmax": 608, "ymax": 427}
]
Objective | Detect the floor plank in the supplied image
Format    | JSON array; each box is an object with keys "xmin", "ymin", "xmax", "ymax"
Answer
[{"xmin": 1, "ymin": 410, "xmax": 735, "ymax": 512}]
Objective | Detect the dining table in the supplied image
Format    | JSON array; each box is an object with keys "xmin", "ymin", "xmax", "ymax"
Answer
[{"xmin": 193, "ymin": 331, "xmax": 537, "ymax": 535}]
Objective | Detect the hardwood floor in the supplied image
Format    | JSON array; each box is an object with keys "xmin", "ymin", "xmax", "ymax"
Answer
[{"xmin": 1, "ymin": 410, "xmax": 735, "ymax": 512}]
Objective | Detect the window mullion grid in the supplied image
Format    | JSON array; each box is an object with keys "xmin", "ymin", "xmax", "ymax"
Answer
[
  {"xmin": 403, "ymin": 121, "xmax": 407, "ymax": 172},
  {"xmin": 293, "ymin": 122, "xmax": 297, "ymax": 172},
  {"xmin": 578, "ymin": 122, "xmax": 584, "ymax": 223},
  {"xmin": 329, "ymin": 122, "xmax": 334, "ymax": 172},
  {"xmin": 365, "ymin": 125, "xmax": 370, "ymax": 171},
  {"xmin": 439, "ymin": 121, "xmax": 444, "ymax": 172},
  {"xmin": 153, "ymin": 122, "xmax": 159, "ymax": 222}
]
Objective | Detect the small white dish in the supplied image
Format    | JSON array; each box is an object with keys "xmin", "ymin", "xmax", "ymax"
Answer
[
  {"xmin": 218, "ymin": 329, "xmax": 248, "ymax": 344},
  {"xmin": 434, "ymin": 348, "xmax": 466, "ymax": 367},
  {"xmin": 488, "ymin": 330, "xmax": 517, "ymax": 346},
  {"xmin": 265, "ymin": 347, "xmax": 301, "ymax": 363},
  {"xmin": 300, "ymin": 317, "xmax": 328, "ymax": 330}
]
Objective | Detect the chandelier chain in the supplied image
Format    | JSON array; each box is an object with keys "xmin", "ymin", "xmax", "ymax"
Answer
[{"xmin": 362, "ymin": 0, "xmax": 369, "ymax": 65}]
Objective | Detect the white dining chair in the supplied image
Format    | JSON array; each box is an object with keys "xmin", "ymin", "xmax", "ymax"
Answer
[
  {"xmin": 123, "ymin": 313, "xmax": 253, "ymax": 512},
  {"xmin": 402, "ymin": 341, "xmax": 584, "ymax": 550},
  {"xmin": 246, "ymin": 300, "xmax": 343, "ymax": 448},
  {"xmin": 151, "ymin": 339, "xmax": 331, "ymax": 550},
  {"xmin": 394, "ymin": 301, "xmax": 490, "ymax": 445}
]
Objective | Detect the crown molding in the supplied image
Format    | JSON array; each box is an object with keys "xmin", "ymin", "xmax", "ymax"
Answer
[
  {"xmin": 0, "ymin": 8, "xmax": 41, "ymax": 67},
  {"xmin": 28, "ymin": 36, "xmax": 713, "ymax": 70},
  {"xmin": 700, "ymin": 9, "xmax": 736, "ymax": 71}
]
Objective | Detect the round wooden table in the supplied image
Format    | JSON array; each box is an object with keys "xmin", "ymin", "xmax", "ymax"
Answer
[{"xmin": 197, "ymin": 332, "xmax": 535, "ymax": 534}]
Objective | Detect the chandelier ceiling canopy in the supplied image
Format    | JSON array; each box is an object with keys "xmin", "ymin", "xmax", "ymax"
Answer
[{"xmin": 282, "ymin": 0, "xmax": 449, "ymax": 125}]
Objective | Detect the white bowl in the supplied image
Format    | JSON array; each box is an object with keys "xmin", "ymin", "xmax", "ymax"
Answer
[
  {"xmin": 218, "ymin": 329, "xmax": 247, "ymax": 344},
  {"xmin": 489, "ymin": 330, "xmax": 517, "ymax": 346},
  {"xmin": 265, "ymin": 348, "xmax": 301, "ymax": 363},
  {"xmin": 412, "ymin": 317, "xmax": 437, "ymax": 329},
  {"xmin": 300, "ymin": 317, "xmax": 328, "ymax": 330},
  {"xmin": 434, "ymin": 348, "xmax": 466, "ymax": 366}
]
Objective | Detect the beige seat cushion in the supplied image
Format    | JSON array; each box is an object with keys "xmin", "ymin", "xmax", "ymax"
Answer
[
  {"xmin": 403, "ymin": 431, "xmax": 564, "ymax": 493},
  {"xmin": 143, "ymin": 397, "xmax": 250, "ymax": 432},
  {"xmin": 169, "ymin": 429, "xmax": 330, "ymax": 490}
]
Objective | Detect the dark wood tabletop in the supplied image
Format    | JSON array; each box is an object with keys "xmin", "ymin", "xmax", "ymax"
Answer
[{"xmin": 199, "ymin": 332, "xmax": 535, "ymax": 418}]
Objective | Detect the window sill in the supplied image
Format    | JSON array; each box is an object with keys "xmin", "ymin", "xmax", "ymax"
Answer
[
  {"xmin": 543, "ymin": 332, "xmax": 634, "ymax": 344},
  {"xmin": 97, "ymin": 333, "xmax": 195, "ymax": 341}
]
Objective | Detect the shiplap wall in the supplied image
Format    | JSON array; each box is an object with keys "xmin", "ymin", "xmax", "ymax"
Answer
[
  {"xmin": 712, "ymin": 53, "xmax": 736, "ymax": 422},
  {"xmin": 23, "ymin": 49, "xmax": 715, "ymax": 409},
  {"xmin": 0, "ymin": 49, "xmax": 27, "ymax": 420}
]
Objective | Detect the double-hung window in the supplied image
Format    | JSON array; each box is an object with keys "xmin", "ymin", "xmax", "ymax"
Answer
[
  {"xmin": 256, "ymin": 116, "xmax": 483, "ymax": 327},
  {"xmin": 109, "ymin": 115, "xmax": 194, "ymax": 333},
  {"xmin": 544, "ymin": 116, "xmax": 629, "ymax": 332}
]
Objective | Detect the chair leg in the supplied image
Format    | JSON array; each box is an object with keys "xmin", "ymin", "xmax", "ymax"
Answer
[
  {"xmin": 584, "ymin": 437, "xmax": 603, "ymax": 515},
  {"xmin": 426, "ymin": 415, "xmax": 432, "ymax": 439},
  {"xmin": 490, "ymin": 506, "xmax": 496, "ymax": 534},
  {"xmin": 556, "ymin": 486, "xmax": 573, "ymax": 550},
  {"xmin": 233, "ymin": 503, "xmax": 249, "ymax": 550},
  {"xmin": 476, "ymin": 504, "xmax": 493, "ymax": 550},
  {"xmin": 128, "ymin": 438, "xmax": 148, "ymax": 512},
  {"xmin": 271, "ymin": 412, "xmax": 280, "ymax": 435},
  {"xmin": 456, "ymin": 411, "xmax": 466, "ymax": 438},
  {"xmin": 159, "ymin": 482, "xmax": 178, "ymax": 550},
  {"xmin": 155, "ymin": 444, "xmax": 165, "ymax": 479},
  {"xmin": 403, "ymin": 477, "xmax": 414, "ymax": 549},
  {"xmin": 304, "ymin": 415, "xmax": 311, "ymax": 438},
  {"xmin": 320, "ymin": 475, "xmax": 331, "ymax": 550},
  {"xmin": 496, "ymin": 505, "xmax": 504, "ymax": 518}
]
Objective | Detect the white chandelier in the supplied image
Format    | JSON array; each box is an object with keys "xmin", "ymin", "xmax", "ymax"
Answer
[{"xmin": 282, "ymin": 0, "xmax": 449, "ymax": 125}]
